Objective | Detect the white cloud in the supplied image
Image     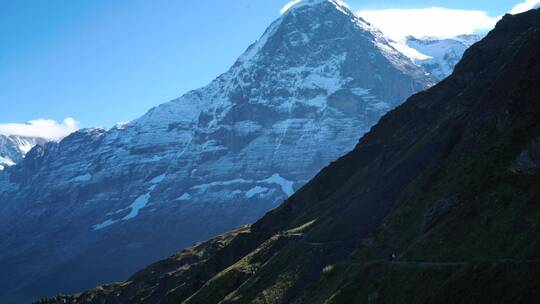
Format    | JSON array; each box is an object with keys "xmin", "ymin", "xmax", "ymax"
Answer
[
  {"xmin": 0, "ymin": 118, "xmax": 80, "ymax": 141},
  {"xmin": 357, "ymin": 7, "xmax": 499, "ymax": 41},
  {"xmin": 509, "ymin": 0, "xmax": 540, "ymax": 14},
  {"xmin": 281, "ymin": 0, "xmax": 538, "ymax": 39}
]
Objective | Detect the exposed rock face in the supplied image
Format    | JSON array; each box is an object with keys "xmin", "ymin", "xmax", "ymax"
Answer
[
  {"xmin": 0, "ymin": 135, "xmax": 46, "ymax": 170},
  {"xmin": 41, "ymin": 9, "xmax": 540, "ymax": 304},
  {"xmin": 0, "ymin": 1, "xmax": 434, "ymax": 302}
]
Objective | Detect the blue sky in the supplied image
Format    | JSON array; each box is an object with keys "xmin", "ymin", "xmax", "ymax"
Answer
[{"xmin": 0, "ymin": 0, "xmax": 536, "ymax": 134}]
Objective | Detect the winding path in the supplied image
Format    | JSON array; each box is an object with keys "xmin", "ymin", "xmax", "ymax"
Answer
[{"xmin": 279, "ymin": 233, "xmax": 540, "ymax": 267}]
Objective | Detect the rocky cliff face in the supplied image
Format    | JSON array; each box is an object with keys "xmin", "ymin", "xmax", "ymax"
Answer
[
  {"xmin": 0, "ymin": 135, "xmax": 46, "ymax": 170},
  {"xmin": 0, "ymin": 1, "xmax": 434, "ymax": 302},
  {"xmin": 41, "ymin": 8, "xmax": 540, "ymax": 304}
]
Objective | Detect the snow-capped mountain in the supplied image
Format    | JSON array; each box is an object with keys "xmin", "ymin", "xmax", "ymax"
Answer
[
  {"xmin": 0, "ymin": 0, "xmax": 435, "ymax": 302},
  {"xmin": 405, "ymin": 34, "xmax": 483, "ymax": 81},
  {"xmin": 0, "ymin": 135, "xmax": 46, "ymax": 170}
]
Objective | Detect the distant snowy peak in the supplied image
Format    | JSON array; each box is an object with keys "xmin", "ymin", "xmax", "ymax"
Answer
[
  {"xmin": 454, "ymin": 34, "xmax": 485, "ymax": 46},
  {"xmin": 406, "ymin": 34, "xmax": 481, "ymax": 58},
  {"xmin": 405, "ymin": 34, "xmax": 484, "ymax": 81},
  {"xmin": 0, "ymin": 135, "xmax": 47, "ymax": 170}
]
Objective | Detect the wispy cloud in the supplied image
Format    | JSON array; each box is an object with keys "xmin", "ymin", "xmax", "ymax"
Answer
[
  {"xmin": 509, "ymin": 0, "xmax": 540, "ymax": 14},
  {"xmin": 357, "ymin": 7, "xmax": 498, "ymax": 40},
  {"xmin": 0, "ymin": 118, "xmax": 79, "ymax": 141},
  {"xmin": 356, "ymin": 0, "xmax": 540, "ymax": 41}
]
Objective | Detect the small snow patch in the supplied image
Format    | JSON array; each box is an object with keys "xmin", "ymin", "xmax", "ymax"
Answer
[
  {"xmin": 92, "ymin": 192, "xmax": 151, "ymax": 230},
  {"xmin": 141, "ymin": 155, "xmax": 164, "ymax": 163},
  {"xmin": 71, "ymin": 173, "xmax": 92, "ymax": 182},
  {"xmin": 263, "ymin": 174, "xmax": 295, "ymax": 197},
  {"xmin": 245, "ymin": 186, "xmax": 268, "ymax": 198},
  {"xmin": 0, "ymin": 156, "xmax": 15, "ymax": 170},
  {"xmin": 149, "ymin": 174, "xmax": 166, "ymax": 184},
  {"xmin": 368, "ymin": 101, "xmax": 391, "ymax": 111},
  {"xmin": 192, "ymin": 178, "xmax": 252, "ymax": 192},
  {"xmin": 350, "ymin": 88, "xmax": 371, "ymax": 96},
  {"xmin": 148, "ymin": 174, "xmax": 166, "ymax": 191},
  {"xmin": 122, "ymin": 193, "xmax": 151, "ymax": 220},
  {"xmin": 190, "ymin": 174, "xmax": 295, "ymax": 197},
  {"xmin": 92, "ymin": 219, "xmax": 116, "ymax": 230},
  {"xmin": 231, "ymin": 190, "xmax": 243, "ymax": 196},
  {"xmin": 177, "ymin": 193, "xmax": 192, "ymax": 201}
]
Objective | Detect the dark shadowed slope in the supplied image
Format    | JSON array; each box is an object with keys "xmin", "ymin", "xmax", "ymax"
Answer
[{"xmin": 41, "ymin": 8, "xmax": 540, "ymax": 304}]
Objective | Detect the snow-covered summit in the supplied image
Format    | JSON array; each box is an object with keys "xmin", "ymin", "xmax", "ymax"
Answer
[
  {"xmin": 281, "ymin": 0, "xmax": 349, "ymax": 15},
  {"xmin": 136, "ymin": 0, "xmax": 429, "ymax": 132}
]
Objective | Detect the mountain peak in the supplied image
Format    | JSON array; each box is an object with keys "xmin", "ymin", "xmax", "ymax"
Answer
[
  {"xmin": 136, "ymin": 0, "xmax": 430, "ymax": 130},
  {"xmin": 242, "ymin": 0, "xmax": 359, "ymax": 62},
  {"xmin": 281, "ymin": 0, "xmax": 350, "ymax": 15},
  {"xmin": 229, "ymin": 0, "xmax": 426, "ymax": 90}
]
